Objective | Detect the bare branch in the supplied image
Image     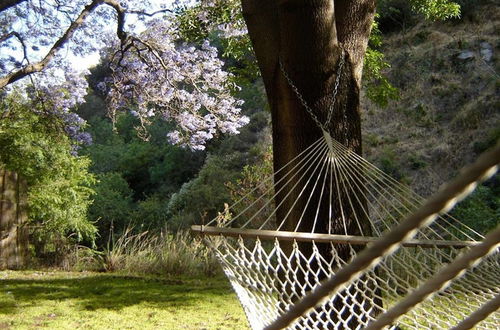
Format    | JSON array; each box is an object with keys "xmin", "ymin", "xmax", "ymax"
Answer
[
  {"xmin": 0, "ymin": 31, "xmax": 29, "ymax": 65},
  {"xmin": 0, "ymin": 0, "xmax": 26, "ymax": 13},
  {"xmin": 0, "ymin": 31, "xmax": 15, "ymax": 43},
  {"xmin": 102, "ymin": 0, "xmax": 127, "ymax": 41},
  {"xmin": 128, "ymin": 8, "xmax": 175, "ymax": 17},
  {"xmin": 129, "ymin": 36, "xmax": 170, "ymax": 70}
]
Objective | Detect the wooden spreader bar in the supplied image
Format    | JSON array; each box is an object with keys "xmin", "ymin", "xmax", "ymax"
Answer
[{"xmin": 191, "ymin": 225, "xmax": 478, "ymax": 249}]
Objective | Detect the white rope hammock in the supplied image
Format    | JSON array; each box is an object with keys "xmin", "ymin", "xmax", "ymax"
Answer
[{"xmin": 192, "ymin": 131, "xmax": 499, "ymax": 329}]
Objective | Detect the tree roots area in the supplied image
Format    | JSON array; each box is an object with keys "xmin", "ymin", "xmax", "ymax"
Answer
[{"xmin": 0, "ymin": 271, "xmax": 247, "ymax": 329}]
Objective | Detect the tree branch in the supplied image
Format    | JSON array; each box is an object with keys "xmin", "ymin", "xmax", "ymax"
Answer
[
  {"xmin": 128, "ymin": 8, "xmax": 175, "ymax": 17},
  {"xmin": 0, "ymin": 31, "xmax": 29, "ymax": 66},
  {"xmin": 0, "ymin": 0, "xmax": 138, "ymax": 89},
  {"xmin": 102, "ymin": 0, "xmax": 127, "ymax": 41},
  {"xmin": 0, "ymin": 0, "xmax": 26, "ymax": 13},
  {"xmin": 0, "ymin": 0, "xmax": 107, "ymax": 88},
  {"xmin": 0, "ymin": 0, "xmax": 178, "ymax": 89}
]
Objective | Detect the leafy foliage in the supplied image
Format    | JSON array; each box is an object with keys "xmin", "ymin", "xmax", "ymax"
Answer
[
  {"xmin": 0, "ymin": 93, "xmax": 96, "ymax": 247},
  {"xmin": 226, "ymin": 145, "xmax": 273, "ymax": 228},
  {"xmin": 377, "ymin": 0, "xmax": 416, "ymax": 32},
  {"xmin": 364, "ymin": 17, "xmax": 399, "ymax": 107},
  {"xmin": 79, "ymin": 56, "xmax": 268, "ymax": 236},
  {"xmin": 2, "ymin": 1, "xmax": 250, "ymax": 150},
  {"xmin": 163, "ymin": 86, "xmax": 269, "ymax": 231},
  {"xmin": 82, "ymin": 113, "xmax": 206, "ymax": 245},
  {"xmin": 377, "ymin": 0, "xmax": 461, "ymax": 31},
  {"xmin": 166, "ymin": 153, "xmax": 243, "ymax": 230},
  {"xmin": 88, "ymin": 172, "xmax": 134, "ymax": 246},
  {"xmin": 176, "ymin": 0, "xmax": 259, "ymax": 82},
  {"xmin": 366, "ymin": 0, "xmax": 462, "ymax": 106},
  {"xmin": 174, "ymin": 0, "xmax": 461, "ymax": 108},
  {"xmin": 410, "ymin": 0, "xmax": 461, "ymax": 20},
  {"xmin": 364, "ymin": 49, "xmax": 400, "ymax": 107}
]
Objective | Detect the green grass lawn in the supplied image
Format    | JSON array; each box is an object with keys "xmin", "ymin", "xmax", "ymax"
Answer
[{"xmin": 0, "ymin": 271, "xmax": 248, "ymax": 329}]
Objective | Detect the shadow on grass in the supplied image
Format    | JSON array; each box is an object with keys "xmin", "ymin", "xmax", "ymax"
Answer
[{"xmin": 0, "ymin": 274, "xmax": 233, "ymax": 314}]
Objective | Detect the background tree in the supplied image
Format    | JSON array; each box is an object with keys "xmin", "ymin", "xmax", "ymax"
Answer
[{"xmin": 0, "ymin": 91, "xmax": 96, "ymax": 262}]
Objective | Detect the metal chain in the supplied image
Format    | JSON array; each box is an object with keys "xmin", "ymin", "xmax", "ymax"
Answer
[
  {"xmin": 342, "ymin": 97, "xmax": 349, "ymax": 145},
  {"xmin": 279, "ymin": 60, "xmax": 324, "ymax": 129},
  {"xmin": 325, "ymin": 50, "xmax": 345, "ymax": 125},
  {"xmin": 279, "ymin": 50, "xmax": 345, "ymax": 132}
]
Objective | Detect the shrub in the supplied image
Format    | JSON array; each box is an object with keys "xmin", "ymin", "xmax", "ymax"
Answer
[
  {"xmin": 407, "ymin": 153, "xmax": 428, "ymax": 170},
  {"xmin": 453, "ymin": 0, "xmax": 493, "ymax": 18},
  {"xmin": 378, "ymin": 147, "xmax": 404, "ymax": 180},
  {"xmin": 88, "ymin": 172, "xmax": 134, "ymax": 247},
  {"xmin": 166, "ymin": 153, "xmax": 244, "ymax": 229},
  {"xmin": 473, "ymin": 127, "xmax": 500, "ymax": 154},
  {"xmin": 130, "ymin": 195, "xmax": 169, "ymax": 231},
  {"xmin": 450, "ymin": 180, "xmax": 499, "ymax": 235},
  {"xmin": 226, "ymin": 146, "xmax": 274, "ymax": 229}
]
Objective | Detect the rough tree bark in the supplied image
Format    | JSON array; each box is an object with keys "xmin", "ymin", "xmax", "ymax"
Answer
[
  {"xmin": 0, "ymin": 168, "xmax": 29, "ymax": 270},
  {"xmin": 241, "ymin": 0, "xmax": 378, "ymax": 327}
]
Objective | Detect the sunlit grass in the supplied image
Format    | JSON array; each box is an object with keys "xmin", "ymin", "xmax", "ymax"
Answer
[{"xmin": 0, "ymin": 271, "xmax": 248, "ymax": 329}]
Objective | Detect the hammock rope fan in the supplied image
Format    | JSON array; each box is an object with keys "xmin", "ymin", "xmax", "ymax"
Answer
[{"xmin": 191, "ymin": 53, "xmax": 499, "ymax": 329}]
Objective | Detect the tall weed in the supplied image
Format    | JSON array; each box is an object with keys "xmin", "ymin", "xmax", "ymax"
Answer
[
  {"xmin": 61, "ymin": 228, "xmax": 221, "ymax": 277},
  {"xmin": 101, "ymin": 228, "xmax": 220, "ymax": 276}
]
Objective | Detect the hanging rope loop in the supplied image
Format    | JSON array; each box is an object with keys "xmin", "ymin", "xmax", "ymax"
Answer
[{"xmin": 279, "ymin": 49, "xmax": 345, "ymax": 133}]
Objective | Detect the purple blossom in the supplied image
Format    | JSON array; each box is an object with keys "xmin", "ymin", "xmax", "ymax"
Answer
[
  {"xmin": 216, "ymin": 23, "xmax": 248, "ymax": 38},
  {"xmin": 167, "ymin": 131, "xmax": 181, "ymax": 144},
  {"xmin": 25, "ymin": 66, "xmax": 92, "ymax": 152},
  {"xmin": 106, "ymin": 20, "xmax": 248, "ymax": 150}
]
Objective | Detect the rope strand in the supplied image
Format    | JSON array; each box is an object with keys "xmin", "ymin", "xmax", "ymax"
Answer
[{"xmin": 264, "ymin": 142, "xmax": 500, "ymax": 330}]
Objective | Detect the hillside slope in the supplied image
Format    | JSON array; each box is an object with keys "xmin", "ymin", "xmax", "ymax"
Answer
[{"xmin": 362, "ymin": 3, "xmax": 499, "ymax": 197}]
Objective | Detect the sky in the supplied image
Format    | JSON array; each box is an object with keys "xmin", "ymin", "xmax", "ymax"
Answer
[{"xmin": 68, "ymin": 52, "xmax": 101, "ymax": 70}]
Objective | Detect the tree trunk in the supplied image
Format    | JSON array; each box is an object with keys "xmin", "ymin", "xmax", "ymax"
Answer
[
  {"xmin": 241, "ymin": 0, "xmax": 378, "ymax": 327},
  {"xmin": 0, "ymin": 168, "xmax": 29, "ymax": 270}
]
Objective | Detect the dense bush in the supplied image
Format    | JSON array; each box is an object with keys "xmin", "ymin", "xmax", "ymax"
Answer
[
  {"xmin": 166, "ymin": 153, "xmax": 244, "ymax": 230},
  {"xmin": 377, "ymin": 0, "xmax": 463, "ymax": 32},
  {"xmin": 88, "ymin": 172, "xmax": 134, "ymax": 246},
  {"xmin": 377, "ymin": 0, "xmax": 416, "ymax": 32},
  {"xmin": 451, "ymin": 178, "xmax": 499, "ymax": 235},
  {"xmin": 453, "ymin": 0, "xmax": 494, "ymax": 18}
]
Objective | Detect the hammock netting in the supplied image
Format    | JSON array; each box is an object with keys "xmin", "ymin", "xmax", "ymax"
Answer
[{"xmin": 193, "ymin": 132, "xmax": 499, "ymax": 329}]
